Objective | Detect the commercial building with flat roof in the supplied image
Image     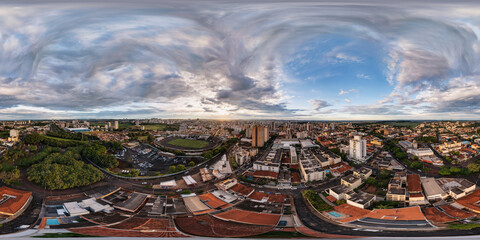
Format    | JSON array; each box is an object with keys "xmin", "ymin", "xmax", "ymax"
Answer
[
  {"xmin": 341, "ymin": 174, "xmax": 362, "ymax": 189},
  {"xmin": 421, "ymin": 178, "xmax": 447, "ymax": 201}
]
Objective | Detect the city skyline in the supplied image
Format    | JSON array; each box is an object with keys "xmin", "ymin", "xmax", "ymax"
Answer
[{"xmin": 1, "ymin": 0, "xmax": 480, "ymax": 120}]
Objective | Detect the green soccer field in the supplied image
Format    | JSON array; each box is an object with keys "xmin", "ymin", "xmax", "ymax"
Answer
[{"xmin": 166, "ymin": 138, "xmax": 209, "ymax": 149}]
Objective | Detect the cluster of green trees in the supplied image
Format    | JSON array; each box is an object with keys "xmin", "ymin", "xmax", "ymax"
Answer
[
  {"xmin": 0, "ymin": 144, "xmax": 29, "ymax": 164},
  {"xmin": 27, "ymin": 151, "xmax": 104, "ymax": 190},
  {"xmin": 0, "ymin": 131, "xmax": 9, "ymax": 139},
  {"xmin": 384, "ymin": 140, "xmax": 426, "ymax": 169},
  {"xmin": 18, "ymin": 146, "xmax": 59, "ymax": 168},
  {"xmin": 23, "ymin": 132, "xmax": 81, "ymax": 148},
  {"xmin": 416, "ymin": 136, "xmax": 438, "ymax": 143},
  {"xmin": 81, "ymin": 144, "xmax": 118, "ymax": 169},
  {"xmin": 438, "ymin": 166, "xmax": 471, "ymax": 176},
  {"xmin": 104, "ymin": 141, "xmax": 123, "ymax": 152},
  {"xmin": 168, "ymin": 164, "xmax": 187, "ymax": 173},
  {"xmin": 365, "ymin": 169, "xmax": 392, "ymax": 189},
  {"xmin": 0, "ymin": 164, "xmax": 20, "ymax": 185},
  {"xmin": 302, "ymin": 190, "xmax": 333, "ymax": 211},
  {"xmin": 201, "ymin": 138, "xmax": 238, "ymax": 160}
]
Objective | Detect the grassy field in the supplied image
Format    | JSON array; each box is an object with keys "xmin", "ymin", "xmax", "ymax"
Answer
[
  {"xmin": 138, "ymin": 124, "xmax": 168, "ymax": 130},
  {"xmin": 167, "ymin": 138, "xmax": 209, "ymax": 149},
  {"xmin": 42, "ymin": 135, "xmax": 84, "ymax": 142},
  {"xmin": 448, "ymin": 223, "xmax": 480, "ymax": 230}
]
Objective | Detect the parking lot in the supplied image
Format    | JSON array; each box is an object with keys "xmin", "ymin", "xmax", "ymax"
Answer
[{"xmin": 117, "ymin": 144, "xmax": 203, "ymax": 175}]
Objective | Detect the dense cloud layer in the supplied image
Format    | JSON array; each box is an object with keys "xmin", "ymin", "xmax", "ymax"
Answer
[{"xmin": 0, "ymin": 0, "xmax": 479, "ymax": 119}]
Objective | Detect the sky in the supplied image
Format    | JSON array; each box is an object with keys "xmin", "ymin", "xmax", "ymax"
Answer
[{"xmin": 0, "ymin": 0, "xmax": 480, "ymax": 120}]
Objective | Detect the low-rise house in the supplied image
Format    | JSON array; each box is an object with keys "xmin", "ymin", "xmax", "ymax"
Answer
[
  {"xmin": 346, "ymin": 192, "xmax": 376, "ymax": 209},
  {"xmin": 353, "ymin": 167, "xmax": 372, "ymax": 180},
  {"xmin": 341, "ymin": 174, "xmax": 362, "ymax": 190},
  {"xmin": 386, "ymin": 188, "xmax": 406, "ymax": 202},
  {"xmin": 329, "ymin": 185, "xmax": 354, "ymax": 200}
]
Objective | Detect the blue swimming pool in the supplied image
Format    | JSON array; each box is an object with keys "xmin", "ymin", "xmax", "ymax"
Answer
[
  {"xmin": 46, "ymin": 218, "xmax": 60, "ymax": 225},
  {"xmin": 328, "ymin": 211, "xmax": 342, "ymax": 218}
]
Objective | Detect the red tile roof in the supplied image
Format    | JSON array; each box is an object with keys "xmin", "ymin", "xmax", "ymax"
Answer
[
  {"xmin": 230, "ymin": 184, "xmax": 254, "ymax": 196},
  {"xmin": 0, "ymin": 186, "xmax": 32, "ymax": 216},
  {"xmin": 455, "ymin": 189, "xmax": 480, "ymax": 213},
  {"xmin": 366, "ymin": 206, "xmax": 425, "ymax": 221},
  {"xmin": 267, "ymin": 194, "xmax": 286, "ymax": 203},
  {"xmin": 334, "ymin": 204, "xmax": 370, "ymax": 223},
  {"xmin": 249, "ymin": 191, "xmax": 268, "ymax": 201},
  {"xmin": 252, "ymin": 170, "xmax": 278, "ymax": 179},
  {"xmin": 327, "ymin": 195, "xmax": 337, "ymax": 203},
  {"xmin": 291, "ymin": 172, "xmax": 301, "ymax": 183},
  {"xmin": 175, "ymin": 215, "xmax": 273, "ymax": 237},
  {"xmin": 423, "ymin": 207, "xmax": 456, "ymax": 223},
  {"xmin": 407, "ymin": 174, "xmax": 422, "ymax": 193},
  {"xmin": 214, "ymin": 209, "xmax": 280, "ymax": 226},
  {"xmin": 439, "ymin": 205, "xmax": 475, "ymax": 220},
  {"xmin": 69, "ymin": 227, "xmax": 186, "ymax": 238},
  {"xmin": 199, "ymin": 193, "xmax": 228, "ymax": 209}
]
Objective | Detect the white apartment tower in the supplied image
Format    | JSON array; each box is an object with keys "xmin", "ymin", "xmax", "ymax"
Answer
[{"xmin": 349, "ymin": 135, "xmax": 367, "ymax": 161}]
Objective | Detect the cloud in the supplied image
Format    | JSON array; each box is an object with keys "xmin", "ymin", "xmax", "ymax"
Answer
[
  {"xmin": 344, "ymin": 98, "xmax": 351, "ymax": 103},
  {"xmin": 0, "ymin": 1, "xmax": 479, "ymax": 119},
  {"xmin": 356, "ymin": 73, "xmax": 370, "ymax": 80},
  {"xmin": 338, "ymin": 89, "xmax": 359, "ymax": 96},
  {"xmin": 310, "ymin": 99, "xmax": 332, "ymax": 111}
]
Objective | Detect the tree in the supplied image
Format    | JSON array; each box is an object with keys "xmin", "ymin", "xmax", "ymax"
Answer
[
  {"xmin": 439, "ymin": 167, "xmax": 451, "ymax": 176},
  {"xmin": 177, "ymin": 164, "xmax": 186, "ymax": 171},
  {"xmin": 366, "ymin": 177, "xmax": 377, "ymax": 186},
  {"xmin": 27, "ymin": 150, "xmax": 104, "ymax": 190},
  {"xmin": 379, "ymin": 169, "xmax": 391, "ymax": 179},
  {"xmin": 188, "ymin": 161, "xmax": 195, "ymax": 167},
  {"xmin": 28, "ymin": 145, "xmax": 38, "ymax": 152},
  {"xmin": 202, "ymin": 151, "xmax": 213, "ymax": 159},
  {"xmin": 468, "ymin": 163, "xmax": 480, "ymax": 173},
  {"xmin": 168, "ymin": 165, "xmax": 177, "ymax": 173},
  {"xmin": 411, "ymin": 161, "xmax": 423, "ymax": 169},
  {"xmin": 449, "ymin": 167, "xmax": 462, "ymax": 175}
]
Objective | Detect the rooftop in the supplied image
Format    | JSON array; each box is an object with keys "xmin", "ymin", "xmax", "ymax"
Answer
[
  {"xmin": 0, "ymin": 186, "xmax": 32, "ymax": 216},
  {"xmin": 407, "ymin": 174, "xmax": 422, "ymax": 193},
  {"xmin": 342, "ymin": 174, "xmax": 361, "ymax": 184}
]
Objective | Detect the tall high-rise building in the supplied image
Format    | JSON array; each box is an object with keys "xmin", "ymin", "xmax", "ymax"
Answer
[
  {"xmin": 114, "ymin": 121, "xmax": 119, "ymax": 130},
  {"xmin": 349, "ymin": 135, "xmax": 367, "ymax": 161},
  {"xmin": 252, "ymin": 125, "xmax": 265, "ymax": 147},
  {"xmin": 263, "ymin": 127, "xmax": 269, "ymax": 142}
]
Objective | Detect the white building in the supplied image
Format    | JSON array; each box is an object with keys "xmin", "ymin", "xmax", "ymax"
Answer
[
  {"xmin": 349, "ymin": 135, "xmax": 367, "ymax": 161},
  {"xmin": 299, "ymin": 149, "xmax": 326, "ymax": 182},
  {"xmin": 408, "ymin": 148, "xmax": 434, "ymax": 157},
  {"xmin": 290, "ymin": 146, "xmax": 298, "ymax": 163}
]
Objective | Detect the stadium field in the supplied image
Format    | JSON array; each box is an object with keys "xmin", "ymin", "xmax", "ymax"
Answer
[{"xmin": 166, "ymin": 138, "xmax": 209, "ymax": 149}]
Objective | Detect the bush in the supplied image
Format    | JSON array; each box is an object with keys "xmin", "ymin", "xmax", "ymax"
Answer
[{"xmin": 303, "ymin": 190, "xmax": 333, "ymax": 212}]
